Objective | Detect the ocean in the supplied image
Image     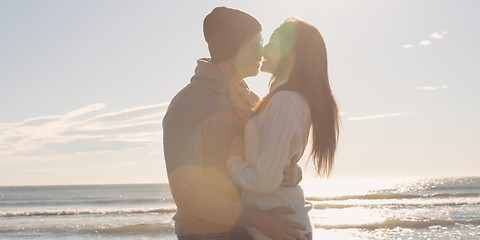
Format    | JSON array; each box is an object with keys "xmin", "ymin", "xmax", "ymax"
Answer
[{"xmin": 0, "ymin": 177, "xmax": 479, "ymax": 239}]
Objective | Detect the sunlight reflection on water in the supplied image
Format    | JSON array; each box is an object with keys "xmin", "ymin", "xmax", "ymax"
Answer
[{"xmin": 299, "ymin": 177, "xmax": 480, "ymax": 239}]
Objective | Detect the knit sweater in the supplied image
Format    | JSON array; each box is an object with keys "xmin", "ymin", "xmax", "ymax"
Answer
[
  {"xmin": 163, "ymin": 59, "xmax": 259, "ymax": 236},
  {"xmin": 227, "ymin": 90, "xmax": 313, "ymax": 239}
]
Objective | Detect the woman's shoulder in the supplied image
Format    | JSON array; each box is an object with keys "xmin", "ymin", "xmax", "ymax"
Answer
[
  {"xmin": 257, "ymin": 91, "xmax": 310, "ymax": 121},
  {"xmin": 270, "ymin": 90, "xmax": 308, "ymax": 108},
  {"xmin": 251, "ymin": 90, "xmax": 310, "ymax": 129}
]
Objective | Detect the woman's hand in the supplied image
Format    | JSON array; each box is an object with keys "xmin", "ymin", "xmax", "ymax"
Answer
[
  {"xmin": 228, "ymin": 136, "xmax": 245, "ymax": 158},
  {"xmin": 281, "ymin": 164, "xmax": 303, "ymax": 187}
]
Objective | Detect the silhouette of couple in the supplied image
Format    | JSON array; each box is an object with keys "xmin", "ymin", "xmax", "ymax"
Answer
[{"xmin": 163, "ymin": 6, "xmax": 340, "ymax": 240}]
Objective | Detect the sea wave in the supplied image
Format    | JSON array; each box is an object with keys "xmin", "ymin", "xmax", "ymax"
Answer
[
  {"xmin": 0, "ymin": 224, "xmax": 174, "ymax": 235},
  {"xmin": 89, "ymin": 223, "xmax": 174, "ymax": 234},
  {"xmin": 306, "ymin": 192, "xmax": 480, "ymax": 201},
  {"xmin": 313, "ymin": 200, "xmax": 480, "ymax": 209},
  {"xmin": 0, "ymin": 207, "xmax": 176, "ymax": 218},
  {"xmin": 314, "ymin": 219, "xmax": 480, "ymax": 229},
  {"xmin": 0, "ymin": 198, "xmax": 174, "ymax": 207},
  {"xmin": 428, "ymin": 185, "xmax": 480, "ymax": 191}
]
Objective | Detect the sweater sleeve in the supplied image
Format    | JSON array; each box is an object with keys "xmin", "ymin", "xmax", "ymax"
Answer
[{"xmin": 227, "ymin": 92, "xmax": 303, "ymax": 194}]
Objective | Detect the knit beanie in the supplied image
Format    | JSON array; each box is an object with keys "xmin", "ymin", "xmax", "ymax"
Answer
[{"xmin": 203, "ymin": 7, "xmax": 262, "ymax": 63}]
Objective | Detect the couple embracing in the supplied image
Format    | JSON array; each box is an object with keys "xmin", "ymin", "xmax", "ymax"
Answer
[{"xmin": 163, "ymin": 6, "xmax": 340, "ymax": 240}]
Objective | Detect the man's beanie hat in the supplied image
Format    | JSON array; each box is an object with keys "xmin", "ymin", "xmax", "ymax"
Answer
[{"xmin": 203, "ymin": 7, "xmax": 262, "ymax": 63}]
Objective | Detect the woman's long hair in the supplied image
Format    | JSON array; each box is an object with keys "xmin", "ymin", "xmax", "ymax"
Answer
[{"xmin": 254, "ymin": 18, "xmax": 340, "ymax": 177}]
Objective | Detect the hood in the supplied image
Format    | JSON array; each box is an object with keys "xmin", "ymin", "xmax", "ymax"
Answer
[{"xmin": 190, "ymin": 58, "xmax": 230, "ymax": 93}]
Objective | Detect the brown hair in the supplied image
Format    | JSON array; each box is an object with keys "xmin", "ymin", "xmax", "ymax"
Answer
[{"xmin": 254, "ymin": 18, "xmax": 340, "ymax": 177}]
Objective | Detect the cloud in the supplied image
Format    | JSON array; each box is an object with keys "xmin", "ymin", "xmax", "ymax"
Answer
[
  {"xmin": 65, "ymin": 121, "xmax": 163, "ymax": 136},
  {"xmin": 403, "ymin": 30, "xmax": 448, "ymax": 49},
  {"xmin": 64, "ymin": 103, "xmax": 106, "ymax": 120},
  {"xmin": 45, "ymin": 138, "xmax": 149, "ymax": 154},
  {"xmin": 418, "ymin": 40, "xmax": 431, "ymax": 46},
  {"xmin": 417, "ymin": 86, "xmax": 438, "ymax": 91},
  {"xmin": 347, "ymin": 112, "xmax": 411, "ymax": 121},
  {"xmin": 19, "ymin": 116, "xmax": 65, "ymax": 127},
  {"xmin": 417, "ymin": 85, "xmax": 448, "ymax": 91},
  {"xmin": 0, "ymin": 168, "xmax": 73, "ymax": 175},
  {"xmin": 148, "ymin": 150, "xmax": 164, "ymax": 155},
  {"xmin": 0, "ymin": 102, "xmax": 169, "ymax": 161},
  {"xmin": 2, "ymin": 103, "xmax": 106, "ymax": 130},
  {"xmin": 428, "ymin": 32, "xmax": 444, "ymax": 39},
  {"xmin": 84, "ymin": 103, "xmax": 168, "ymax": 124}
]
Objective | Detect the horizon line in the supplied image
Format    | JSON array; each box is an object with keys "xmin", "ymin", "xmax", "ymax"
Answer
[{"xmin": 2, "ymin": 175, "xmax": 479, "ymax": 188}]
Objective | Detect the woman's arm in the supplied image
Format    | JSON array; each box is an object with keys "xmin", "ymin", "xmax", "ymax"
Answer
[{"xmin": 227, "ymin": 92, "xmax": 304, "ymax": 194}]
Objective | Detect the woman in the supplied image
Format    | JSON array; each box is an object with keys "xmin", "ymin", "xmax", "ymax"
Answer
[{"xmin": 227, "ymin": 18, "xmax": 340, "ymax": 240}]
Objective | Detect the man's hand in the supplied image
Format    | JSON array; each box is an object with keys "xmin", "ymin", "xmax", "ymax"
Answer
[
  {"xmin": 281, "ymin": 164, "xmax": 302, "ymax": 187},
  {"xmin": 252, "ymin": 207, "xmax": 306, "ymax": 240}
]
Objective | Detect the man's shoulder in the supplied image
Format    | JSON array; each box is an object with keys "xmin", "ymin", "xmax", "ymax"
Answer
[
  {"xmin": 163, "ymin": 81, "xmax": 223, "ymax": 125},
  {"xmin": 169, "ymin": 81, "xmax": 219, "ymax": 110}
]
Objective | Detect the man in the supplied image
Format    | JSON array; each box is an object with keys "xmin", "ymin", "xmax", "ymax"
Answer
[{"xmin": 163, "ymin": 7, "xmax": 306, "ymax": 240}]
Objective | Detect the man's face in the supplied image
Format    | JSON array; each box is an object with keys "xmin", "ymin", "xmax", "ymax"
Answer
[{"xmin": 235, "ymin": 33, "xmax": 263, "ymax": 79}]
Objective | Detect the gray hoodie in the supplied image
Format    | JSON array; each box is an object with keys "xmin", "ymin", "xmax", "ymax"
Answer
[{"xmin": 163, "ymin": 59, "xmax": 259, "ymax": 236}]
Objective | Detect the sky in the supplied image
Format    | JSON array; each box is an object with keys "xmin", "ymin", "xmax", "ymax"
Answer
[{"xmin": 1, "ymin": 0, "xmax": 479, "ymax": 186}]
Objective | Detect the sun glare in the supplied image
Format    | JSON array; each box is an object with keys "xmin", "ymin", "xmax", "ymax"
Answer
[{"xmin": 300, "ymin": 177, "xmax": 415, "ymax": 198}]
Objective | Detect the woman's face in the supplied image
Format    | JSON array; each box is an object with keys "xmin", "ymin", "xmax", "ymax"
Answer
[
  {"xmin": 260, "ymin": 26, "xmax": 296, "ymax": 76},
  {"xmin": 260, "ymin": 29, "xmax": 282, "ymax": 74}
]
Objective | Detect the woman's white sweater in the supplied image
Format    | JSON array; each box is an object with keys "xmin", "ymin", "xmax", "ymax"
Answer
[{"xmin": 227, "ymin": 90, "xmax": 313, "ymax": 239}]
